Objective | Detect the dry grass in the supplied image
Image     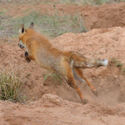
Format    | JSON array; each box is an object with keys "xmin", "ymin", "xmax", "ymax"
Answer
[
  {"xmin": 0, "ymin": 11, "xmax": 87, "ymax": 38},
  {"xmin": 110, "ymin": 58, "xmax": 125, "ymax": 75},
  {"xmin": 110, "ymin": 58, "xmax": 123, "ymax": 69},
  {"xmin": 0, "ymin": 72, "xmax": 25, "ymax": 103}
]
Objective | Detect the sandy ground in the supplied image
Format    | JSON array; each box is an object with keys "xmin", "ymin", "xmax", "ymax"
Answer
[
  {"xmin": 0, "ymin": 1, "xmax": 125, "ymax": 125},
  {"xmin": 0, "ymin": 26, "xmax": 125, "ymax": 124},
  {"xmin": 1, "ymin": 94, "xmax": 125, "ymax": 125}
]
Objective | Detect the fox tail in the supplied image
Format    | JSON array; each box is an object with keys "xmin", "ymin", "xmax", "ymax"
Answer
[{"xmin": 69, "ymin": 52, "xmax": 108, "ymax": 68}]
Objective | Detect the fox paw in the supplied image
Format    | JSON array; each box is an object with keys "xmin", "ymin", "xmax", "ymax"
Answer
[
  {"xmin": 92, "ymin": 89, "xmax": 98, "ymax": 96},
  {"xmin": 81, "ymin": 99, "xmax": 88, "ymax": 104},
  {"xmin": 24, "ymin": 51, "xmax": 31, "ymax": 63},
  {"xmin": 25, "ymin": 57, "xmax": 31, "ymax": 63}
]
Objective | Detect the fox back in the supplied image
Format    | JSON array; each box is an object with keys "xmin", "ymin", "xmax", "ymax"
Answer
[{"xmin": 18, "ymin": 22, "xmax": 108, "ymax": 104}]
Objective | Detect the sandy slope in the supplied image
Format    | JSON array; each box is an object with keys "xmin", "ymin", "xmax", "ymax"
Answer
[
  {"xmin": 1, "ymin": 94, "xmax": 125, "ymax": 125},
  {"xmin": 0, "ymin": 26, "xmax": 125, "ymax": 124},
  {"xmin": 1, "ymin": 2, "xmax": 125, "ymax": 124},
  {"xmin": 53, "ymin": 27, "xmax": 125, "ymax": 63}
]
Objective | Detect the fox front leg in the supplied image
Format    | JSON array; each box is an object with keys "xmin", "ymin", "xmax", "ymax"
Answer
[{"xmin": 24, "ymin": 51, "xmax": 31, "ymax": 63}]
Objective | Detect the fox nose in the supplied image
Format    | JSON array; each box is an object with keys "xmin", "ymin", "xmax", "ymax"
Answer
[{"xmin": 18, "ymin": 43, "xmax": 24, "ymax": 49}]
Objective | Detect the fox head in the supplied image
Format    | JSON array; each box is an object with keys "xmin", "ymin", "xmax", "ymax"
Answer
[{"xmin": 18, "ymin": 22, "xmax": 34, "ymax": 49}]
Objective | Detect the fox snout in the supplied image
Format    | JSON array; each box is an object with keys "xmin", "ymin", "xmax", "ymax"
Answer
[
  {"xmin": 18, "ymin": 43, "xmax": 24, "ymax": 49},
  {"xmin": 18, "ymin": 40, "xmax": 25, "ymax": 49},
  {"xmin": 25, "ymin": 51, "xmax": 28, "ymax": 57}
]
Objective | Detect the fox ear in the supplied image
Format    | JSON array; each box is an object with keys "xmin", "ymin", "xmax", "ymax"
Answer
[
  {"xmin": 19, "ymin": 24, "xmax": 25, "ymax": 34},
  {"xmin": 29, "ymin": 22, "xmax": 34, "ymax": 28}
]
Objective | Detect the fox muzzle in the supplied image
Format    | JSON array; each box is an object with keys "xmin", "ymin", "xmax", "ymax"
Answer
[{"xmin": 18, "ymin": 40, "xmax": 25, "ymax": 49}]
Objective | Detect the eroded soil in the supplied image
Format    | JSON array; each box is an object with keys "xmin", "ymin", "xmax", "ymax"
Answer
[{"xmin": 0, "ymin": 1, "xmax": 125, "ymax": 125}]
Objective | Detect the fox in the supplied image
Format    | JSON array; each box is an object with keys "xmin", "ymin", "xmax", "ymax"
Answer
[{"xmin": 18, "ymin": 22, "xmax": 108, "ymax": 104}]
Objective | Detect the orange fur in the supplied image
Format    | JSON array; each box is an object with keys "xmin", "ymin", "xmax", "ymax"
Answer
[{"xmin": 18, "ymin": 23, "xmax": 107, "ymax": 104}]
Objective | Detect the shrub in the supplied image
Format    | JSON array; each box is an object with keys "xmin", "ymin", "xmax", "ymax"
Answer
[{"xmin": 0, "ymin": 72, "xmax": 24, "ymax": 102}]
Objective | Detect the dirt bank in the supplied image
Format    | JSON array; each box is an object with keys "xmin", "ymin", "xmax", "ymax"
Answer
[
  {"xmin": 1, "ymin": 94, "xmax": 125, "ymax": 125},
  {"xmin": 0, "ymin": 26, "xmax": 125, "ymax": 124},
  {"xmin": 0, "ymin": 1, "xmax": 125, "ymax": 124}
]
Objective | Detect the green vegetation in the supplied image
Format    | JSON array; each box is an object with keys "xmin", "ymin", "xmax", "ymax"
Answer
[
  {"xmin": 0, "ymin": 72, "xmax": 25, "ymax": 102},
  {"xmin": 60, "ymin": 0, "xmax": 125, "ymax": 5},
  {"xmin": 110, "ymin": 58, "xmax": 125, "ymax": 75},
  {"xmin": 30, "ymin": 0, "xmax": 125, "ymax": 5},
  {"xmin": 0, "ymin": 0, "xmax": 125, "ymax": 39},
  {"xmin": 9, "ymin": 11, "xmax": 87, "ymax": 37},
  {"xmin": 110, "ymin": 58, "xmax": 123, "ymax": 70},
  {"xmin": 0, "ymin": 10, "xmax": 87, "ymax": 38}
]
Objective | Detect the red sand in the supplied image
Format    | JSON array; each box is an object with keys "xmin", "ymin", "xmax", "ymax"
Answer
[{"xmin": 0, "ymin": 2, "xmax": 125, "ymax": 125}]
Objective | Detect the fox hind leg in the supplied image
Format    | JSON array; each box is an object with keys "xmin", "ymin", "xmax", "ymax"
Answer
[
  {"xmin": 74, "ymin": 68, "xmax": 97, "ymax": 96},
  {"xmin": 63, "ymin": 58, "xmax": 88, "ymax": 104}
]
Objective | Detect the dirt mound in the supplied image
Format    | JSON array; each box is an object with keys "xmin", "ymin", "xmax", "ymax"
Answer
[
  {"xmin": 81, "ymin": 2, "xmax": 125, "ymax": 30},
  {"xmin": 53, "ymin": 26, "xmax": 125, "ymax": 105},
  {"xmin": 1, "ymin": 94, "xmax": 125, "ymax": 125},
  {"xmin": 53, "ymin": 27, "xmax": 125, "ymax": 63},
  {"xmin": 0, "ymin": 26, "xmax": 125, "ymax": 124}
]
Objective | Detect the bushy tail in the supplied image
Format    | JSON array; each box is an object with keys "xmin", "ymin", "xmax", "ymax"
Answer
[{"xmin": 68, "ymin": 51, "xmax": 108, "ymax": 68}]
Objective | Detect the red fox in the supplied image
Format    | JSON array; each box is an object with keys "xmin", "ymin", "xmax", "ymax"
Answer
[{"xmin": 18, "ymin": 22, "xmax": 108, "ymax": 104}]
